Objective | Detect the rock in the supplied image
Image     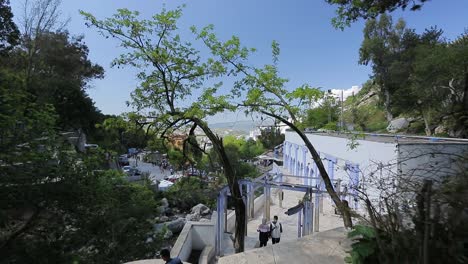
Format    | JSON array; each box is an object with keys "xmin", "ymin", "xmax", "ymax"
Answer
[
  {"xmin": 186, "ymin": 213, "xmax": 201, "ymax": 222},
  {"xmin": 387, "ymin": 118, "xmax": 410, "ymax": 133},
  {"xmin": 163, "ymin": 230, "xmax": 173, "ymax": 239},
  {"xmin": 161, "ymin": 198, "xmax": 169, "ymax": 208},
  {"xmin": 165, "ymin": 207, "xmax": 174, "ymax": 216},
  {"xmin": 434, "ymin": 125, "xmax": 447, "ymax": 135},
  {"xmin": 173, "ymin": 208, "xmax": 180, "ymax": 213},
  {"xmin": 160, "ymin": 216, "xmax": 169, "ymax": 222},
  {"xmin": 199, "ymin": 218, "xmax": 211, "ymax": 223},
  {"xmin": 153, "ymin": 223, "xmax": 165, "ymax": 233},
  {"xmin": 146, "ymin": 237, "xmax": 154, "ymax": 243},
  {"xmin": 157, "ymin": 206, "xmax": 166, "ymax": 215},
  {"xmin": 201, "ymin": 208, "xmax": 211, "ymax": 216},
  {"xmin": 167, "ymin": 218, "xmax": 186, "ymax": 233},
  {"xmin": 191, "ymin": 203, "xmax": 211, "ymax": 216},
  {"xmin": 154, "ymin": 217, "xmax": 160, "ymax": 223}
]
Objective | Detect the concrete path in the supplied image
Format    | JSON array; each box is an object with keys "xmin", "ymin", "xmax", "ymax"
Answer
[
  {"xmin": 219, "ymin": 227, "xmax": 350, "ymax": 264},
  {"xmin": 222, "ymin": 168, "xmax": 344, "ymax": 256}
]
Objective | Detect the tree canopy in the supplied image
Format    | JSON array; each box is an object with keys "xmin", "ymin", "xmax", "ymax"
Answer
[{"xmin": 326, "ymin": 0, "xmax": 429, "ymax": 29}]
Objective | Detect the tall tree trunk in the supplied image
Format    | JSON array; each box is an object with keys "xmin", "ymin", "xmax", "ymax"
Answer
[
  {"xmin": 384, "ymin": 88, "xmax": 393, "ymax": 122},
  {"xmin": 194, "ymin": 119, "xmax": 246, "ymax": 252},
  {"xmin": 421, "ymin": 109, "xmax": 432, "ymax": 136},
  {"xmin": 261, "ymin": 111, "xmax": 353, "ymax": 228}
]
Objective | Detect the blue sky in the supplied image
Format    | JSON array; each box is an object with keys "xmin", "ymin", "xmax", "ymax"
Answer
[{"xmin": 10, "ymin": 0, "xmax": 468, "ymax": 123}]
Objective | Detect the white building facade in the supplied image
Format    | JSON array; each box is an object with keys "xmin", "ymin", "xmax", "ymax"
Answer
[{"xmin": 283, "ymin": 130, "xmax": 468, "ymax": 212}]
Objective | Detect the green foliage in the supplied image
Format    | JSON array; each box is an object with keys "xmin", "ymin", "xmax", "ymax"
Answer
[
  {"xmin": 167, "ymin": 148, "xmax": 184, "ymax": 169},
  {"xmin": 0, "ymin": 6, "xmax": 159, "ymax": 262},
  {"xmin": 20, "ymin": 31, "xmax": 105, "ymax": 135},
  {"xmin": 164, "ymin": 177, "xmax": 216, "ymax": 210},
  {"xmin": 345, "ymin": 225, "xmax": 378, "ymax": 264},
  {"xmin": 0, "ymin": 0, "xmax": 19, "ymax": 53},
  {"xmin": 257, "ymin": 126, "xmax": 285, "ymax": 150},
  {"xmin": 326, "ymin": 0, "xmax": 429, "ymax": 29},
  {"xmin": 96, "ymin": 114, "xmax": 152, "ymax": 153},
  {"xmin": 322, "ymin": 121, "xmax": 338, "ymax": 130}
]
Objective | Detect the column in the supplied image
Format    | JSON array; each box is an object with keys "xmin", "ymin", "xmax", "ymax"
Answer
[
  {"xmin": 216, "ymin": 192, "xmax": 225, "ymax": 256},
  {"xmin": 352, "ymin": 164, "xmax": 360, "ymax": 210},
  {"xmin": 264, "ymin": 180, "xmax": 271, "ymax": 221},
  {"xmin": 302, "ymin": 147, "xmax": 308, "ymax": 184},
  {"xmin": 314, "ymin": 192, "xmax": 320, "ymax": 232},
  {"xmin": 295, "ymin": 145, "xmax": 299, "ymax": 176},
  {"xmin": 283, "ymin": 142, "xmax": 288, "ymax": 169},
  {"xmin": 297, "ymin": 209, "xmax": 302, "ymax": 238}
]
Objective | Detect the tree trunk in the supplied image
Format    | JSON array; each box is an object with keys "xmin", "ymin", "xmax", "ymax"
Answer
[
  {"xmin": 194, "ymin": 119, "xmax": 246, "ymax": 252},
  {"xmin": 261, "ymin": 111, "xmax": 353, "ymax": 228},
  {"xmin": 421, "ymin": 109, "xmax": 432, "ymax": 136},
  {"xmin": 384, "ymin": 88, "xmax": 393, "ymax": 122}
]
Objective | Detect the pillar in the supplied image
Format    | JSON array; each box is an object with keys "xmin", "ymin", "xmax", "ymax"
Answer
[
  {"xmin": 302, "ymin": 147, "xmax": 308, "ymax": 182},
  {"xmin": 283, "ymin": 142, "xmax": 287, "ymax": 169},
  {"xmin": 297, "ymin": 209, "xmax": 302, "ymax": 238},
  {"xmin": 216, "ymin": 192, "xmax": 225, "ymax": 256},
  {"xmin": 249, "ymin": 184, "xmax": 255, "ymax": 219},
  {"xmin": 264, "ymin": 180, "xmax": 271, "ymax": 221},
  {"xmin": 314, "ymin": 192, "xmax": 320, "ymax": 232}
]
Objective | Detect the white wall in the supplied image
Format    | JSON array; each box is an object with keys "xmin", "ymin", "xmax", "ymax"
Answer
[
  {"xmin": 398, "ymin": 143, "xmax": 468, "ymax": 183},
  {"xmin": 285, "ymin": 131, "xmax": 397, "ymax": 186}
]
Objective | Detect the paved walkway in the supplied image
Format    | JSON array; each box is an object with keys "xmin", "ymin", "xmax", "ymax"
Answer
[
  {"xmin": 222, "ymin": 168, "xmax": 345, "ymax": 256},
  {"xmin": 219, "ymin": 227, "xmax": 350, "ymax": 264}
]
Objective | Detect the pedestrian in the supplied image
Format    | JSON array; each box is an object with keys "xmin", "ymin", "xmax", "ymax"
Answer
[
  {"xmin": 270, "ymin": 215, "xmax": 282, "ymax": 244},
  {"xmin": 257, "ymin": 218, "xmax": 270, "ymax": 247},
  {"xmin": 160, "ymin": 248, "xmax": 182, "ymax": 264}
]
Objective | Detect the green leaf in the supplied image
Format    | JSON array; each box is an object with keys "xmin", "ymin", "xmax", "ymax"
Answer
[{"xmin": 348, "ymin": 225, "xmax": 376, "ymax": 239}]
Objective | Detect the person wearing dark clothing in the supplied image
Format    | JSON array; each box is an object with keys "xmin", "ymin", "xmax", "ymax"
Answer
[
  {"xmin": 270, "ymin": 215, "xmax": 283, "ymax": 244},
  {"xmin": 160, "ymin": 249, "xmax": 183, "ymax": 264},
  {"xmin": 257, "ymin": 218, "xmax": 270, "ymax": 247}
]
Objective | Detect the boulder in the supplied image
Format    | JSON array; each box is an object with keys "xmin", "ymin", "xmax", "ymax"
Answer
[
  {"xmin": 167, "ymin": 218, "xmax": 186, "ymax": 233},
  {"xmin": 434, "ymin": 125, "xmax": 447, "ymax": 135},
  {"xmin": 160, "ymin": 216, "xmax": 169, "ymax": 222},
  {"xmin": 186, "ymin": 213, "xmax": 201, "ymax": 222},
  {"xmin": 191, "ymin": 203, "xmax": 211, "ymax": 216},
  {"xmin": 157, "ymin": 206, "xmax": 166, "ymax": 215},
  {"xmin": 165, "ymin": 207, "xmax": 174, "ymax": 216},
  {"xmin": 161, "ymin": 198, "xmax": 169, "ymax": 208},
  {"xmin": 163, "ymin": 229, "xmax": 173, "ymax": 239},
  {"xmin": 153, "ymin": 223, "xmax": 165, "ymax": 233},
  {"xmin": 387, "ymin": 118, "xmax": 410, "ymax": 133}
]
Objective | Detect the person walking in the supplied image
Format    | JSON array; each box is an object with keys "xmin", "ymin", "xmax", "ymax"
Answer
[
  {"xmin": 160, "ymin": 249, "xmax": 183, "ymax": 264},
  {"xmin": 270, "ymin": 215, "xmax": 283, "ymax": 244},
  {"xmin": 257, "ymin": 218, "xmax": 270, "ymax": 247}
]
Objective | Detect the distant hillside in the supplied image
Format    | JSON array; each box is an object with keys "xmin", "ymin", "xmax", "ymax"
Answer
[{"xmin": 209, "ymin": 120, "xmax": 275, "ymax": 134}]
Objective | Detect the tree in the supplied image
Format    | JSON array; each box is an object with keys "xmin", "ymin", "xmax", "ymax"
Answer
[
  {"xmin": 0, "ymin": 0, "xmax": 19, "ymax": 54},
  {"xmin": 257, "ymin": 126, "xmax": 285, "ymax": 150},
  {"xmin": 0, "ymin": 67, "xmax": 159, "ymax": 263},
  {"xmin": 325, "ymin": 0, "xmax": 429, "ymax": 29},
  {"xmin": 81, "ymin": 6, "xmax": 248, "ymax": 252},
  {"xmin": 19, "ymin": 31, "xmax": 105, "ymax": 134},
  {"xmin": 304, "ymin": 94, "xmax": 340, "ymax": 130},
  {"xmin": 359, "ymin": 14, "xmax": 416, "ymax": 122},
  {"xmin": 195, "ymin": 30, "xmax": 354, "ymax": 227}
]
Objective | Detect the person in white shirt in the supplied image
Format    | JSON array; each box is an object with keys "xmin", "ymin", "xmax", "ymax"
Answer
[{"xmin": 270, "ymin": 215, "xmax": 282, "ymax": 244}]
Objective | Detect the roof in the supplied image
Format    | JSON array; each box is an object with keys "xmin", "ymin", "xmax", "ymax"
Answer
[{"xmin": 294, "ymin": 130, "xmax": 468, "ymax": 145}]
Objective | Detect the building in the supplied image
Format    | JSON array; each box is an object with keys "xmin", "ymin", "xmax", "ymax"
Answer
[{"xmin": 283, "ymin": 130, "xmax": 468, "ymax": 212}]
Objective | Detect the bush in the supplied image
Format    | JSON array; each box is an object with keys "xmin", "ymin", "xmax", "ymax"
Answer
[
  {"xmin": 322, "ymin": 121, "xmax": 338, "ymax": 130},
  {"xmin": 164, "ymin": 177, "xmax": 216, "ymax": 211}
]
